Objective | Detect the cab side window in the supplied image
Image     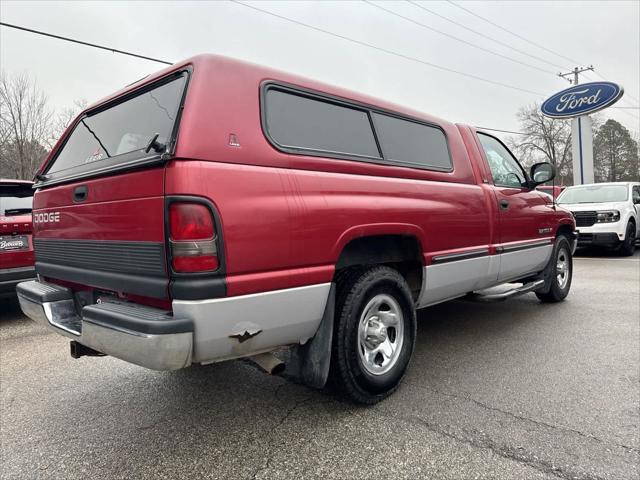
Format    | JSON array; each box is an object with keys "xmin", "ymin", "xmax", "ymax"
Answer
[
  {"xmin": 478, "ymin": 133, "xmax": 526, "ymax": 189},
  {"xmin": 632, "ymin": 186, "xmax": 640, "ymax": 204}
]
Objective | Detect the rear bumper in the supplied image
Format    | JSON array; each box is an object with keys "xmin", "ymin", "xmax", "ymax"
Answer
[
  {"xmin": 17, "ymin": 280, "xmax": 193, "ymax": 371},
  {"xmin": 17, "ymin": 279, "xmax": 331, "ymax": 370},
  {"xmin": 0, "ymin": 266, "xmax": 36, "ymax": 294}
]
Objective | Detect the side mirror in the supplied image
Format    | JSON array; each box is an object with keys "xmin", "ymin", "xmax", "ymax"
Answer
[{"xmin": 529, "ymin": 162, "xmax": 556, "ymax": 187}]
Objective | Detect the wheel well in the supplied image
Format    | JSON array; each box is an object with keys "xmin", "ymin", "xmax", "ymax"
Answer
[
  {"xmin": 557, "ymin": 224, "xmax": 573, "ymax": 240},
  {"xmin": 335, "ymin": 235, "xmax": 423, "ymax": 301}
]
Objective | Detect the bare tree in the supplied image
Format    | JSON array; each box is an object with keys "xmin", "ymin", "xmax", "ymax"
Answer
[
  {"xmin": 52, "ymin": 98, "xmax": 88, "ymax": 144},
  {"xmin": 0, "ymin": 72, "xmax": 55, "ymax": 180},
  {"xmin": 507, "ymin": 103, "xmax": 573, "ymax": 185}
]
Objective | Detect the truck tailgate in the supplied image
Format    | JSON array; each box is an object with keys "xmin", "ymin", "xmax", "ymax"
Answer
[{"xmin": 32, "ymin": 168, "xmax": 169, "ymax": 298}]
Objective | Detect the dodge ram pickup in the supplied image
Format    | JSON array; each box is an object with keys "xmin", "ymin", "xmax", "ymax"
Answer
[{"xmin": 17, "ymin": 55, "xmax": 576, "ymax": 403}]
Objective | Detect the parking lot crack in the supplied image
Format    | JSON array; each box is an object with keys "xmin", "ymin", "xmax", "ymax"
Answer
[
  {"xmin": 248, "ymin": 387, "xmax": 316, "ymax": 480},
  {"xmin": 400, "ymin": 414, "xmax": 609, "ymax": 480},
  {"xmin": 421, "ymin": 385, "xmax": 639, "ymax": 454},
  {"xmin": 465, "ymin": 396, "xmax": 639, "ymax": 454}
]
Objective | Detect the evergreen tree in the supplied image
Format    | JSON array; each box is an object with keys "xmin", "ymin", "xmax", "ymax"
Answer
[{"xmin": 593, "ymin": 119, "xmax": 640, "ymax": 182}]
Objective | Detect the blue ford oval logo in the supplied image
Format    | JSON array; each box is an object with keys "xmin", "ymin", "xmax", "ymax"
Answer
[{"xmin": 541, "ymin": 81, "xmax": 623, "ymax": 118}]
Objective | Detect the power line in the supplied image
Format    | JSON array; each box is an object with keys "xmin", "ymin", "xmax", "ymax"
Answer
[
  {"xmin": 0, "ymin": 8, "xmax": 541, "ymax": 135},
  {"xmin": 443, "ymin": 1, "xmax": 639, "ymax": 124},
  {"xmin": 231, "ymin": 1, "xmax": 545, "ymax": 96},
  {"xmin": 592, "ymin": 70, "xmax": 640, "ymax": 104},
  {"xmin": 7, "ymin": 7, "xmax": 621, "ymax": 136},
  {"xmin": 364, "ymin": 1, "xmax": 557, "ymax": 76},
  {"xmin": 0, "ymin": 22, "xmax": 172, "ymax": 65},
  {"xmin": 581, "ymin": 71, "xmax": 640, "ymax": 117},
  {"xmin": 447, "ymin": 0, "xmax": 583, "ymax": 66},
  {"xmin": 407, "ymin": 0, "xmax": 568, "ymax": 71}
]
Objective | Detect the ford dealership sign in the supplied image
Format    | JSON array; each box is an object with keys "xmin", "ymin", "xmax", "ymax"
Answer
[{"xmin": 541, "ymin": 81, "xmax": 624, "ymax": 119}]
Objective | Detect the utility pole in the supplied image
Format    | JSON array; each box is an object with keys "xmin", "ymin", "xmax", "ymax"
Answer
[
  {"xmin": 558, "ymin": 66, "xmax": 596, "ymax": 185},
  {"xmin": 558, "ymin": 65, "xmax": 594, "ymax": 85}
]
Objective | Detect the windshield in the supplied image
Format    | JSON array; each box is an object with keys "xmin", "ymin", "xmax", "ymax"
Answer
[
  {"xmin": 557, "ymin": 185, "xmax": 628, "ymax": 204},
  {"xmin": 45, "ymin": 73, "xmax": 187, "ymax": 176},
  {"xmin": 0, "ymin": 195, "xmax": 33, "ymax": 216}
]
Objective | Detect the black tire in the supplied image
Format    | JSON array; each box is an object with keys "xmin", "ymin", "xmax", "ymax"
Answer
[
  {"xmin": 329, "ymin": 266, "xmax": 416, "ymax": 404},
  {"xmin": 536, "ymin": 236, "xmax": 573, "ymax": 303},
  {"xmin": 617, "ymin": 221, "xmax": 636, "ymax": 256}
]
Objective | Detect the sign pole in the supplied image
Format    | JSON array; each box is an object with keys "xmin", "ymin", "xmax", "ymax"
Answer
[
  {"xmin": 571, "ymin": 115, "xmax": 595, "ymax": 184},
  {"xmin": 557, "ymin": 66, "xmax": 595, "ymax": 185}
]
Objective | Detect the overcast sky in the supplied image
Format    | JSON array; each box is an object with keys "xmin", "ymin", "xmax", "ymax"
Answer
[{"xmin": 1, "ymin": 0, "xmax": 639, "ymax": 141}]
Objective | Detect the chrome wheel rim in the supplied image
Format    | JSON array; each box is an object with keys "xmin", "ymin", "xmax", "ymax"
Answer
[
  {"xmin": 556, "ymin": 247, "xmax": 569, "ymax": 289},
  {"xmin": 358, "ymin": 294, "xmax": 404, "ymax": 376}
]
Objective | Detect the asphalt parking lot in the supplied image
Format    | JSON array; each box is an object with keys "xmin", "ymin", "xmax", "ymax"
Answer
[{"xmin": 1, "ymin": 250, "xmax": 638, "ymax": 480}]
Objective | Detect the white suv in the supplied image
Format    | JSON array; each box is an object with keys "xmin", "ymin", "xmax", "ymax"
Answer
[{"xmin": 557, "ymin": 182, "xmax": 639, "ymax": 256}]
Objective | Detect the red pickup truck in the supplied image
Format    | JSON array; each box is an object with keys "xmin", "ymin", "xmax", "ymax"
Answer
[
  {"xmin": 17, "ymin": 55, "xmax": 576, "ymax": 403},
  {"xmin": 1, "ymin": 180, "xmax": 36, "ymax": 297}
]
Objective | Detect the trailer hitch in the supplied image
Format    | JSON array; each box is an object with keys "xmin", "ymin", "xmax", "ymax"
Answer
[{"xmin": 70, "ymin": 341, "xmax": 106, "ymax": 359}]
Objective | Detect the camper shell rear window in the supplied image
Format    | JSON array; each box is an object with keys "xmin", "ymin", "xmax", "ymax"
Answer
[{"xmin": 42, "ymin": 70, "xmax": 189, "ymax": 185}]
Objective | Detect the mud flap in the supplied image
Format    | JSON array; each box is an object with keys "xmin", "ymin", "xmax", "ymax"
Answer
[
  {"xmin": 288, "ymin": 283, "xmax": 335, "ymax": 389},
  {"xmin": 533, "ymin": 238, "xmax": 558, "ymax": 295}
]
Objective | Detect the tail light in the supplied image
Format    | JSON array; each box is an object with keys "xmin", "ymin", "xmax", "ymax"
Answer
[{"xmin": 169, "ymin": 202, "xmax": 219, "ymax": 273}]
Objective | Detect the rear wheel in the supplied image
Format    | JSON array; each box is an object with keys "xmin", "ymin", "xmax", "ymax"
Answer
[
  {"xmin": 618, "ymin": 221, "xmax": 636, "ymax": 256},
  {"xmin": 536, "ymin": 236, "xmax": 573, "ymax": 303},
  {"xmin": 330, "ymin": 266, "xmax": 416, "ymax": 404}
]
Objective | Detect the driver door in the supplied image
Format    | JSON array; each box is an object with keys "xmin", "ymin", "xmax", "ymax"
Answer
[{"xmin": 476, "ymin": 133, "xmax": 553, "ymax": 282}]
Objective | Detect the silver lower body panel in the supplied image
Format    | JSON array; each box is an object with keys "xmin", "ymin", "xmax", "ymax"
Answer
[
  {"xmin": 417, "ymin": 244, "xmax": 554, "ymax": 309},
  {"xmin": 173, "ymin": 283, "xmax": 332, "ymax": 364},
  {"xmin": 497, "ymin": 245, "xmax": 553, "ymax": 283}
]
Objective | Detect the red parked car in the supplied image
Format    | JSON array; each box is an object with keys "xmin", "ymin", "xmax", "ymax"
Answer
[
  {"xmin": 1, "ymin": 180, "xmax": 36, "ymax": 297},
  {"xmin": 17, "ymin": 55, "xmax": 576, "ymax": 403}
]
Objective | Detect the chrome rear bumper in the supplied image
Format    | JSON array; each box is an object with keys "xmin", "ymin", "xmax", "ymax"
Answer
[
  {"xmin": 17, "ymin": 280, "xmax": 192, "ymax": 371},
  {"xmin": 18, "ymin": 279, "xmax": 332, "ymax": 370}
]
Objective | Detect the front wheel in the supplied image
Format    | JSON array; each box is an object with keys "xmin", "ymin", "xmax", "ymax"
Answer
[
  {"xmin": 330, "ymin": 266, "xmax": 416, "ymax": 404},
  {"xmin": 617, "ymin": 222, "xmax": 636, "ymax": 256},
  {"xmin": 536, "ymin": 236, "xmax": 573, "ymax": 303}
]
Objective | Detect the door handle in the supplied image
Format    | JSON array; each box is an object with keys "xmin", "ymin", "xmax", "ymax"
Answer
[
  {"xmin": 499, "ymin": 199, "xmax": 509, "ymax": 210},
  {"xmin": 73, "ymin": 186, "xmax": 88, "ymax": 202}
]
